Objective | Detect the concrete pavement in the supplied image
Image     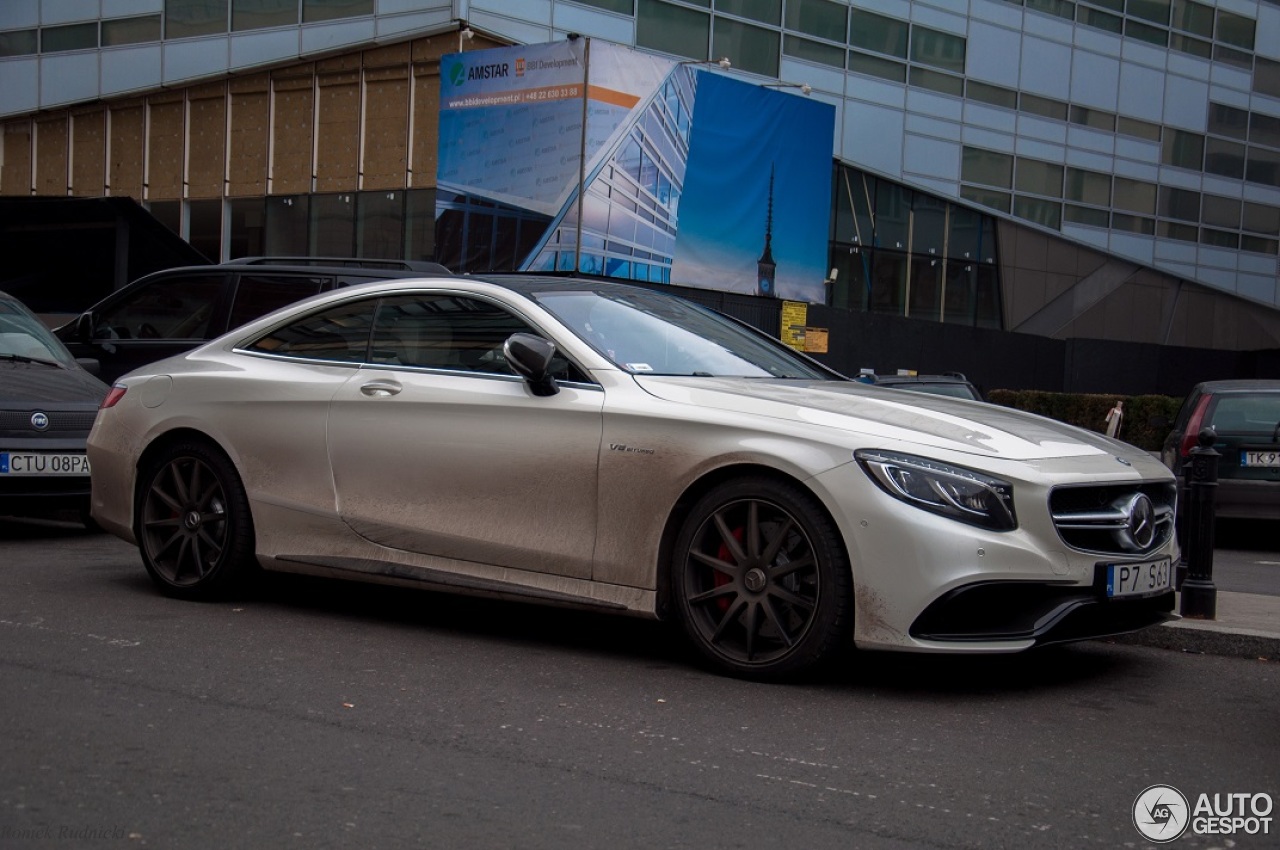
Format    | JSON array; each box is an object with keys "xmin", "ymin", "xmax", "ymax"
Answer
[{"xmin": 1112, "ymin": 590, "xmax": 1280, "ymax": 660}]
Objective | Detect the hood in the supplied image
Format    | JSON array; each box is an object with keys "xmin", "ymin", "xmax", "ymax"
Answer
[
  {"xmin": 0, "ymin": 361, "xmax": 110, "ymax": 406},
  {"xmin": 634, "ymin": 377, "xmax": 1132, "ymax": 462}
]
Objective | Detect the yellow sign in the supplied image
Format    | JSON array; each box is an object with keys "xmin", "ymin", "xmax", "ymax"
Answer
[{"xmin": 781, "ymin": 301, "xmax": 807, "ymax": 350}]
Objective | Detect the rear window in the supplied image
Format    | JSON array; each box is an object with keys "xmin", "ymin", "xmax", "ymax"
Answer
[{"xmin": 1209, "ymin": 393, "xmax": 1280, "ymax": 433}]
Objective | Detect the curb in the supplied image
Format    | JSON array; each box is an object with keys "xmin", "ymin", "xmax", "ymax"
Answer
[{"xmin": 1110, "ymin": 622, "xmax": 1280, "ymax": 661}]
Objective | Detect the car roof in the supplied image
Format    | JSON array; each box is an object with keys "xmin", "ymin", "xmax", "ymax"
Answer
[{"xmin": 1192, "ymin": 379, "xmax": 1280, "ymax": 393}]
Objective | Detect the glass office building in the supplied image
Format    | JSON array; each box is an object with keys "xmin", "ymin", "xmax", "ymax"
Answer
[{"xmin": 1, "ymin": 0, "xmax": 1278, "ymax": 350}]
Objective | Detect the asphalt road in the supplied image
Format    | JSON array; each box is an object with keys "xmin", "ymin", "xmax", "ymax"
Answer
[{"xmin": 2, "ymin": 520, "xmax": 1277, "ymax": 849}]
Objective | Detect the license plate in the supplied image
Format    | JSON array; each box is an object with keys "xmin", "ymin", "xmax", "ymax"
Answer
[
  {"xmin": 1106, "ymin": 558, "xmax": 1173, "ymax": 598},
  {"xmin": 0, "ymin": 452, "xmax": 91, "ymax": 476},
  {"xmin": 1241, "ymin": 450, "xmax": 1280, "ymax": 467}
]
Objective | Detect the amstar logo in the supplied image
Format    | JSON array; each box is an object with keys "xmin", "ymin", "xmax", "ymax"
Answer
[{"xmin": 447, "ymin": 61, "xmax": 466, "ymax": 86}]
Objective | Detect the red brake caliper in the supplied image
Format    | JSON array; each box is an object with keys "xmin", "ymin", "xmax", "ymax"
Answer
[{"xmin": 713, "ymin": 527, "xmax": 745, "ymax": 612}]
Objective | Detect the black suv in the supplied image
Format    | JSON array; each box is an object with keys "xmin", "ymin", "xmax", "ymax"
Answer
[
  {"xmin": 869, "ymin": 371, "xmax": 984, "ymax": 402},
  {"xmin": 55, "ymin": 257, "xmax": 450, "ymax": 383}
]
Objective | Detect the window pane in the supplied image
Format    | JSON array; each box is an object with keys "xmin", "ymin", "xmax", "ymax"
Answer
[
  {"xmin": 967, "ymin": 81, "xmax": 1017, "ymax": 109},
  {"xmin": 714, "ymin": 0, "xmax": 780, "ymax": 25},
  {"xmin": 783, "ymin": 34, "xmax": 844, "ymax": 67},
  {"xmin": 0, "ymin": 29, "xmax": 38, "ymax": 57},
  {"xmin": 784, "ymin": 0, "xmax": 846, "ymax": 40},
  {"xmin": 1207, "ymin": 103, "xmax": 1249, "ymax": 140},
  {"xmin": 1256, "ymin": 58, "xmax": 1280, "ymax": 100},
  {"xmin": 869, "ymin": 251, "xmax": 907, "ymax": 314},
  {"xmin": 354, "ymin": 191, "xmax": 405, "ymax": 260},
  {"xmin": 1015, "ymin": 159, "xmax": 1064, "ymax": 197},
  {"xmin": 576, "ymin": 0, "xmax": 635, "ymax": 12},
  {"xmin": 960, "ymin": 186, "xmax": 1011, "ymax": 213},
  {"xmin": 1215, "ymin": 10, "xmax": 1255, "ymax": 49},
  {"xmin": 405, "ymin": 189, "xmax": 436, "ymax": 262},
  {"xmin": 1065, "ymin": 205, "xmax": 1110, "ymax": 227},
  {"xmin": 1027, "ymin": 0, "xmax": 1075, "ymax": 19},
  {"xmin": 1172, "ymin": 0, "xmax": 1213, "ymax": 36},
  {"xmin": 848, "ymin": 51, "xmax": 905, "ymax": 82},
  {"xmin": 228, "ymin": 197, "xmax": 265, "ymax": 259},
  {"xmin": 96, "ymin": 274, "xmax": 224, "ymax": 340},
  {"xmin": 1243, "ymin": 202, "xmax": 1280, "ymax": 236},
  {"xmin": 1069, "ymin": 105, "xmax": 1115, "ymax": 131},
  {"xmin": 42, "ymin": 23, "xmax": 98, "ymax": 52},
  {"xmin": 1113, "ymin": 177, "xmax": 1156, "ymax": 214},
  {"xmin": 303, "ymin": 0, "xmax": 373, "ymax": 24},
  {"xmin": 962, "ymin": 147, "xmax": 1013, "ymax": 188},
  {"xmin": 247, "ymin": 298, "xmax": 375, "ymax": 362},
  {"xmin": 1125, "ymin": 19, "xmax": 1168, "ymax": 46},
  {"xmin": 1078, "ymin": 6, "xmax": 1123, "ymax": 32},
  {"xmin": 1087, "ymin": 0, "xmax": 1124, "ymax": 12},
  {"xmin": 1013, "ymin": 196, "xmax": 1062, "ymax": 229},
  {"xmin": 233, "ymin": 0, "xmax": 298, "ymax": 30},
  {"xmin": 189, "ymin": 199, "xmax": 223, "ymax": 261},
  {"xmin": 1241, "ymin": 235, "xmax": 1278, "ymax": 255},
  {"xmin": 712, "ymin": 18, "xmax": 779, "ymax": 76},
  {"xmin": 909, "ymin": 66, "xmax": 963, "ymax": 96},
  {"xmin": 1118, "ymin": 116, "xmax": 1162, "ymax": 141},
  {"xmin": 638, "ymin": 0, "xmax": 711, "ymax": 61},
  {"xmin": 1112, "ymin": 213, "xmax": 1155, "ymax": 234},
  {"xmin": 1158, "ymin": 186, "xmax": 1200, "ymax": 221},
  {"xmin": 310, "ymin": 193, "xmax": 355, "ymax": 257},
  {"xmin": 1161, "ymin": 129, "xmax": 1204, "ymax": 169},
  {"xmin": 910, "ymin": 26, "xmax": 965, "ymax": 73},
  {"xmin": 874, "ymin": 181, "xmax": 912, "ymax": 248},
  {"xmin": 229, "ymin": 274, "xmax": 325, "ymax": 329},
  {"xmin": 102, "ymin": 15, "xmax": 161, "ymax": 45},
  {"xmin": 1170, "ymin": 33, "xmax": 1212, "ymax": 57},
  {"xmin": 849, "ymin": 9, "xmax": 907, "ymax": 58},
  {"xmin": 1065, "ymin": 167, "xmax": 1110, "ymax": 205},
  {"xmin": 1246, "ymin": 147, "xmax": 1280, "ymax": 188},
  {"xmin": 1251, "ymin": 112, "xmax": 1280, "ymax": 149},
  {"xmin": 1126, "ymin": 0, "xmax": 1170, "ymax": 25},
  {"xmin": 1204, "ymin": 138, "xmax": 1246, "ymax": 179},
  {"xmin": 1020, "ymin": 93, "xmax": 1067, "ymax": 121},
  {"xmin": 1158, "ymin": 220, "xmax": 1198, "ymax": 241},
  {"xmin": 166, "ymin": 0, "xmax": 229, "ymax": 38},
  {"xmin": 1201, "ymin": 195, "xmax": 1241, "ymax": 229},
  {"xmin": 1213, "ymin": 44, "xmax": 1252, "ymax": 70},
  {"xmin": 1200, "ymin": 227, "xmax": 1239, "ymax": 248},
  {"xmin": 265, "ymin": 195, "xmax": 310, "ymax": 255}
]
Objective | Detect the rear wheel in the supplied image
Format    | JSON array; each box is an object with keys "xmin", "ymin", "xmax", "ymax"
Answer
[
  {"xmin": 672, "ymin": 477, "xmax": 852, "ymax": 679},
  {"xmin": 135, "ymin": 440, "xmax": 256, "ymax": 599}
]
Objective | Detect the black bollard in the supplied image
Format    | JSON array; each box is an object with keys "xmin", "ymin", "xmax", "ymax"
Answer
[{"xmin": 1180, "ymin": 428, "xmax": 1218, "ymax": 619}]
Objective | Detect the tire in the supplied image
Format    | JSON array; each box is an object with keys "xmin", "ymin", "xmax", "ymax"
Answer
[
  {"xmin": 672, "ymin": 477, "xmax": 852, "ymax": 679},
  {"xmin": 135, "ymin": 439, "xmax": 257, "ymax": 599}
]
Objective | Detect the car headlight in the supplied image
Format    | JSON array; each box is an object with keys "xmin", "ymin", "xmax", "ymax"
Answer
[{"xmin": 854, "ymin": 450, "xmax": 1017, "ymax": 531}]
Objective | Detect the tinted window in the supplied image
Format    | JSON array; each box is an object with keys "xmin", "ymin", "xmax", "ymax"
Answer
[
  {"xmin": 369, "ymin": 294, "xmax": 585, "ymax": 381},
  {"xmin": 246, "ymin": 299, "xmax": 375, "ymax": 362},
  {"xmin": 1209, "ymin": 394, "xmax": 1280, "ymax": 433},
  {"xmin": 94, "ymin": 274, "xmax": 225, "ymax": 341},
  {"xmin": 228, "ymin": 274, "xmax": 326, "ymax": 330}
]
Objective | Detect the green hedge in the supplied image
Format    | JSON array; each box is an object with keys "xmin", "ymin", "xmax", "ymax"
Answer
[{"xmin": 987, "ymin": 390, "xmax": 1182, "ymax": 452}]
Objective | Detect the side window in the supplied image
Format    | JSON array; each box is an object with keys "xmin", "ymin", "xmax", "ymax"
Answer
[
  {"xmin": 228, "ymin": 274, "xmax": 327, "ymax": 330},
  {"xmin": 94, "ymin": 274, "xmax": 226, "ymax": 340},
  {"xmin": 370, "ymin": 294, "xmax": 587, "ymax": 381},
  {"xmin": 245, "ymin": 299, "xmax": 376, "ymax": 363}
]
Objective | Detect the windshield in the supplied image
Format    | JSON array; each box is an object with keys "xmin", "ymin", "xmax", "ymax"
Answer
[
  {"xmin": 535, "ymin": 289, "xmax": 833, "ymax": 380},
  {"xmin": 0, "ymin": 297, "xmax": 77, "ymax": 367}
]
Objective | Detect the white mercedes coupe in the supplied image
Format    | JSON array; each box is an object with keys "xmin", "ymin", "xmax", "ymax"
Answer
[{"xmin": 88, "ymin": 276, "xmax": 1179, "ymax": 678}]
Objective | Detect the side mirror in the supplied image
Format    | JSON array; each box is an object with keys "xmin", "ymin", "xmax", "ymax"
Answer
[{"xmin": 503, "ymin": 333, "xmax": 559, "ymax": 397}]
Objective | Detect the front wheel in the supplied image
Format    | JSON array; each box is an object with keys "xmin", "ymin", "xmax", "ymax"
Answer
[
  {"xmin": 135, "ymin": 440, "xmax": 257, "ymax": 599},
  {"xmin": 672, "ymin": 477, "xmax": 852, "ymax": 679}
]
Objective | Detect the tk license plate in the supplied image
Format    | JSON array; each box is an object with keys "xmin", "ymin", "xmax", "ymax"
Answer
[
  {"xmin": 1106, "ymin": 558, "xmax": 1173, "ymax": 598},
  {"xmin": 0, "ymin": 452, "xmax": 91, "ymax": 476},
  {"xmin": 1241, "ymin": 450, "xmax": 1280, "ymax": 467}
]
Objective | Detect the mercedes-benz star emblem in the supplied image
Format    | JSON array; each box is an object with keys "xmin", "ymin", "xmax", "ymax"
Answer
[
  {"xmin": 1123, "ymin": 493, "xmax": 1157, "ymax": 550},
  {"xmin": 1115, "ymin": 456, "xmax": 1132, "ymax": 466},
  {"xmin": 30, "ymin": 412, "xmax": 49, "ymax": 431}
]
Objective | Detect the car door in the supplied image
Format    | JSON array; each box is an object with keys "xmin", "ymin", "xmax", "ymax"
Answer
[
  {"xmin": 326, "ymin": 291, "xmax": 605, "ymax": 580},
  {"xmin": 66, "ymin": 271, "xmax": 230, "ymax": 382}
]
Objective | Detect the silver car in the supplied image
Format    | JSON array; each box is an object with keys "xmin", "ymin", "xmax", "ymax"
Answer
[{"xmin": 88, "ymin": 276, "xmax": 1179, "ymax": 678}]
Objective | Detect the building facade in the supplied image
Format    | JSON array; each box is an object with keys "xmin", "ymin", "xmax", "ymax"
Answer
[{"xmin": 2, "ymin": 0, "xmax": 1279, "ymax": 354}]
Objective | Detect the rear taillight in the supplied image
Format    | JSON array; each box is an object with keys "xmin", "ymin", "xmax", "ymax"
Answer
[
  {"xmin": 1179, "ymin": 394, "xmax": 1213, "ymax": 457},
  {"xmin": 101, "ymin": 386, "xmax": 127, "ymax": 409}
]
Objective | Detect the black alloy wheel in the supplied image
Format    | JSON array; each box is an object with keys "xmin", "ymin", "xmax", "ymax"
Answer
[
  {"xmin": 673, "ymin": 477, "xmax": 852, "ymax": 679},
  {"xmin": 136, "ymin": 440, "xmax": 256, "ymax": 599}
]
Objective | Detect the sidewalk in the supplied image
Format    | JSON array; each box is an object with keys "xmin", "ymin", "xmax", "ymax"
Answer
[{"xmin": 1112, "ymin": 591, "xmax": 1280, "ymax": 660}]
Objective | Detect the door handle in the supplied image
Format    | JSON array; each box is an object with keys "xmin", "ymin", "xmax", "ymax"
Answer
[{"xmin": 360, "ymin": 379, "xmax": 402, "ymax": 397}]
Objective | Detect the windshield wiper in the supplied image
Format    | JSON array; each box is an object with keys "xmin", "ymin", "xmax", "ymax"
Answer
[{"xmin": 0, "ymin": 352, "xmax": 66, "ymax": 369}]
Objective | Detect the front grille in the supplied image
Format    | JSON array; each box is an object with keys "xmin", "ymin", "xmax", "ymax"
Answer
[
  {"xmin": 1049, "ymin": 482, "xmax": 1177, "ymax": 555},
  {"xmin": 0, "ymin": 410, "xmax": 98, "ymax": 438}
]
